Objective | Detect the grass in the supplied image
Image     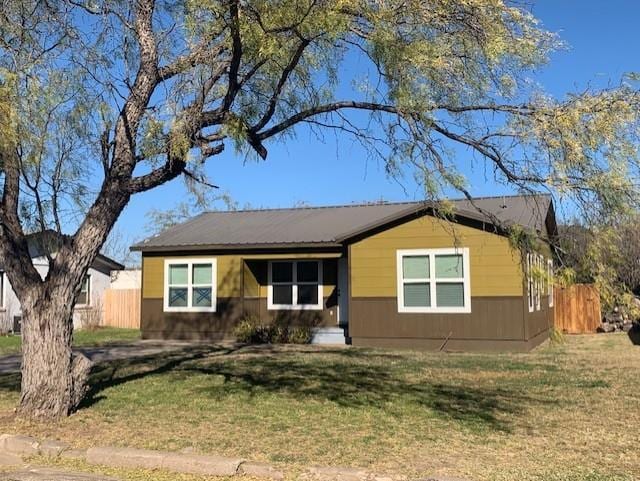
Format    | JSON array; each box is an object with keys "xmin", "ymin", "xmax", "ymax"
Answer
[
  {"xmin": 0, "ymin": 327, "xmax": 140, "ymax": 356},
  {"xmin": 0, "ymin": 333, "xmax": 638, "ymax": 481}
]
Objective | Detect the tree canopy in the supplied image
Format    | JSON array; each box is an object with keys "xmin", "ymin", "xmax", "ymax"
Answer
[{"xmin": 2, "ymin": 0, "xmax": 640, "ymax": 233}]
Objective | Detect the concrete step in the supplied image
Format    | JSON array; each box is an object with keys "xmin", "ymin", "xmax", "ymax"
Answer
[{"xmin": 310, "ymin": 327, "xmax": 348, "ymax": 345}]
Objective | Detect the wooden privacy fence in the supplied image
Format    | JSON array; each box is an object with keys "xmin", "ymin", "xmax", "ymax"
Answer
[
  {"xmin": 103, "ymin": 288, "xmax": 141, "ymax": 329},
  {"xmin": 553, "ymin": 284, "xmax": 601, "ymax": 334}
]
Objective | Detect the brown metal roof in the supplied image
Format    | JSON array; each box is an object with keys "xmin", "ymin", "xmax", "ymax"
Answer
[{"xmin": 132, "ymin": 194, "xmax": 553, "ymax": 252}]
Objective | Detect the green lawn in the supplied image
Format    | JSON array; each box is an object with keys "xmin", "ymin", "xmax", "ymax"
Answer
[
  {"xmin": 0, "ymin": 333, "xmax": 638, "ymax": 481},
  {"xmin": 0, "ymin": 328, "xmax": 140, "ymax": 356}
]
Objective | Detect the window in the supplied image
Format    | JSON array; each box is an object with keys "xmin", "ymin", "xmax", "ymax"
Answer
[
  {"xmin": 526, "ymin": 253, "xmax": 545, "ymax": 312},
  {"xmin": 548, "ymin": 258, "xmax": 554, "ymax": 308},
  {"xmin": 396, "ymin": 248, "xmax": 471, "ymax": 313},
  {"xmin": 268, "ymin": 260, "xmax": 323, "ymax": 310},
  {"xmin": 526, "ymin": 253, "xmax": 534, "ymax": 312},
  {"xmin": 77, "ymin": 275, "xmax": 91, "ymax": 306},
  {"xmin": 164, "ymin": 258, "xmax": 217, "ymax": 312}
]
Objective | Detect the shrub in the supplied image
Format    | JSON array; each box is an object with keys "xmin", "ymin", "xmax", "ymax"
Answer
[
  {"xmin": 234, "ymin": 315, "xmax": 269, "ymax": 343},
  {"xmin": 549, "ymin": 326, "xmax": 566, "ymax": 345},
  {"xmin": 287, "ymin": 326, "xmax": 312, "ymax": 344},
  {"xmin": 234, "ymin": 315, "xmax": 312, "ymax": 345}
]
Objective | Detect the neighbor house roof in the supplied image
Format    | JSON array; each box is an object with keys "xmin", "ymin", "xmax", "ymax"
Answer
[
  {"xmin": 25, "ymin": 230, "xmax": 125, "ymax": 271},
  {"xmin": 132, "ymin": 194, "xmax": 555, "ymax": 252}
]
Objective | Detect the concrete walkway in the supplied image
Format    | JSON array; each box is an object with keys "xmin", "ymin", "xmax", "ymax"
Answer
[{"xmin": 0, "ymin": 341, "xmax": 200, "ymax": 374}]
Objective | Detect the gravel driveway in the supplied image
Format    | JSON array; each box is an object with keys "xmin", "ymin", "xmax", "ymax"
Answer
[{"xmin": 0, "ymin": 341, "xmax": 199, "ymax": 375}]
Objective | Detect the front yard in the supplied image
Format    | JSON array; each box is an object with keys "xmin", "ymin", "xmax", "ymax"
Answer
[
  {"xmin": 0, "ymin": 333, "xmax": 638, "ymax": 481},
  {"xmin": 0, "ymin": 328, "xmax": 141, "ymax": 356}
]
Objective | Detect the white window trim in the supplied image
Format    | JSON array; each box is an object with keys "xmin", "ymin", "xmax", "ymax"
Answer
[
  {"xmin": 526, "ymin": 253, "xmax": 545, "ymax": 313},
  {"xmin": 527, "ymin": 253, "xmax": 534, "ymax": 313},
  {"xmin": 164, "ymin": 258, "xmax": 217, "ymax": 313},
  {"xmin": 267, "ymin": 260, "xmax": 323, "ymax": 311},
  {"xmin": 535, "ymin": 254, "xmax": 542, "ymax": 311},
  {"xmin": 76, "ymin": 274, "xmax": 92, "ymax": 308},
  {"xmin": 0, "ymin": 271, "xmax": 6, "ymax": 310},
  {"xmin": 396, "ymin": 248, "xmax": 471, "ymax": 314},
  {"xmin": 548, "ymin": 258, "xmax": 554, "ymax": 308}
]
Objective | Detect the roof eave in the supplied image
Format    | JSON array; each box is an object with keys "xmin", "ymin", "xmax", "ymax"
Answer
[
  {"xmin": 94, "ymin": 254, "xmax": 125, "ymax": 271},
  {"xmin": 131, "ymin": 241, "xmax": 343, "ymax": 253},
  {"xmin": 335, "ymin": 203, "xmax": 515, "ymax": 244}
]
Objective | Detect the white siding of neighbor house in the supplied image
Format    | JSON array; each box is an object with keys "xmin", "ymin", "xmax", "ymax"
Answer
[
  {"xmin": 0, "ymin": 256, "xmax": 112, "ymax": 332},
  {"xmin": 110, "ymin": 269, "xmax": 141, "ymax": 290}
]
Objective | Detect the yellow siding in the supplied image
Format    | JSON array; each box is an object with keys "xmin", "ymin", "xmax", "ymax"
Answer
[
  {"xmin": 350, "ymin": 216, "xmax": 523, "ymax": 298},
  {"xmin": 143, "ymin": 255, "xmax": 336, "ymax": 300},
  {"xmin": 142, "ymin": 254, "xmax": 243, "ymax": 299},
  {"xmin": 243, "ymin": 261, "xmax": 260, "ymax": 298},
  {"xmin": 142, "ymin": 256, "xmax": 164, "ymax": 299}
]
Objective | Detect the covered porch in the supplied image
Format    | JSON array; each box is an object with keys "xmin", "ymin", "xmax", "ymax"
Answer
[{"xmin": 239, "ymin": 252, "xmax": 349, "ymax": 344}]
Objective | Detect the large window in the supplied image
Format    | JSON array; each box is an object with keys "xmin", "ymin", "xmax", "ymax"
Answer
[
  {"xmin": 268, "ymin": 260, "xmax": 323, "ymax": 310},
  {"xmin": 396, "ymin": 248, "xmax": 471, "ymax": 313},
  {"xmin": 77, "ymin": 275, "xmax": 91, "ymax": 306},
  {"xmin": 164, "ymin": 258, "xmax": 217, "ymax": 312}
]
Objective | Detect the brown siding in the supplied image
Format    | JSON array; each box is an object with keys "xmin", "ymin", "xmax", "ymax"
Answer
[
  {"xmin": 350, "ymin": 296, "xmax": 526, "ymax": 342},
  {"xmin": 526, "ymin": 300, "xmax": 553, "ymax": 340},
  {"xmin": 352, "ymin": 327, "xmax": 550, "ymax": 352},
  {"xmin": 243, "ymin": 296, "xmax": 338, "ymax": 327},
  {"xmin": 352, "ymin": 336, "xmax": 541, "ymax": 352},
  {"xmin": 141, "ymin": 296, "xmax": 337, "ymax": 340},
  {"xmin": 140, "ymin": 254, "xmax": 338, "ymax": 339},
  {"xmin": 141, "ymin": 298, "xmax": 244, "ymax": 340}
]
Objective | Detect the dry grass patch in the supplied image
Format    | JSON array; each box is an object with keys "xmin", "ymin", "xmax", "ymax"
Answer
[{"xmin": 0, "ymin": 334, "xmax": 638, "ymax": 480}]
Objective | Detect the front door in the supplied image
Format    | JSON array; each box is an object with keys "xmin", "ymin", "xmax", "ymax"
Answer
[{"xmin": 337, "ymin": 257, "xmax": 349, "ymax": 326}]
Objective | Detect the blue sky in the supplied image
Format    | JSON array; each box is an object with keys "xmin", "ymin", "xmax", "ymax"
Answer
[{"xmin": 116, "ymin": 1, "xmax": 640, "ymax": 246}]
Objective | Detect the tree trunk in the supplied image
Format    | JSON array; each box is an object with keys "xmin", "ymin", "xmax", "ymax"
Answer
[{"xmin": 18, "ymin": 294, "xmax": 92, "ymax": 419}]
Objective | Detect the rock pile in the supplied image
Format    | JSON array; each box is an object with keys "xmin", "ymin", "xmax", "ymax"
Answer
[{"xmin": 598, "ymin": 309, "xmax": 634, "ymax": 333}]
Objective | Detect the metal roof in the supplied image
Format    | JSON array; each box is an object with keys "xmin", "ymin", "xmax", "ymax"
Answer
[{"xmin": 132, "ymin": 194, "xmax": 553, "ymax": 252}]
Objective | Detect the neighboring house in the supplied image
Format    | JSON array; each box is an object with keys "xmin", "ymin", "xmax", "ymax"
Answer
[
  {"xmin": 110, "ymin": 269, "xmax": 141, "ymax": 290},
  {"xmin": 131, "ymin": 194, "xmax": 557, "ymax": 351},
  {"xmin": 0, "ymin": 231, "xmax": 125, "ymax": 332}
]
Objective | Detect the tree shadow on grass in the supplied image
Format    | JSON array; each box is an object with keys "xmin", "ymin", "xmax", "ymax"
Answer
[
  {"xmin": 79, "ymin": 344, "xmax": 243, "ymax": 409},
  {"xmin": 77, "ymin": 345, "xmax": 556, "ymax": 432},
  {"xmin": 188, "ymin": 354, "xmax": 556, "ymax": 431},
  {"xmin": 0, "ymin": 372, "xmax": 20, "ymax": 393}
]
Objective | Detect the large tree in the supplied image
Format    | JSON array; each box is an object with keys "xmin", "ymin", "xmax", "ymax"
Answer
[{"xmin": 1, "ymin": 0, "xmax": 640, "ymax": 418}]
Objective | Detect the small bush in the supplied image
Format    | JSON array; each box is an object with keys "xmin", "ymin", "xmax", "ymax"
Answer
[
  {"xmin": 79, "ymin": 297, "xmax": 103, "ymax": 331},
  {"xmin": 287, "ymin": 326, "xmax": 312, "ymax": 344},
  {"xmin": 234, "ymin": 315, "xmax": 312, "ymax": 345},
  {"xmin": 549, "ymin": 326, "xmax": 566, "ymax": 345},
  {"xmin": 234, "ymin": 315, "xmax": 270, "ymax": 343}
]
